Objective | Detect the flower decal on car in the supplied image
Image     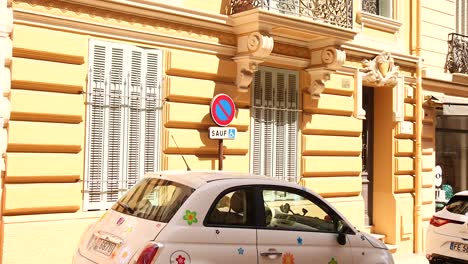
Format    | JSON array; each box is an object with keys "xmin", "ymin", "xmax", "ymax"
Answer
[
  {"xmin": 183, "ymin": 210, "xmax": 198, "ymax": 225},
  {"xmin": 282, "ymin": 252, "xmax": 295, "ymax": 264},
  {"xmin": 176, "ymin": 255, "xmax": 186, "ymax": 264}
]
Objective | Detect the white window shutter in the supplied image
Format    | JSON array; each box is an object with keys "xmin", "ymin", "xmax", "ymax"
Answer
[
  {"xmin": 286, "ymin": 73, "xmax": 298, "ymax": 182},
  {"xmin": 274, "ymin": 72, "xmax": 286, "ymax": 180},
  {"xmin": 251, "ymin": 70, "xmax": 263, "ymax": 175},
  {"xmin": 84, "ymin": 40, "xmax": 163, "ymax": 211},
  {"xmin": 263, "ymin": 70, "xmax": 274, "ymax": 177},
  {"xmin": 143, "ymin": 50, "xmax": 162, "ymax": 174},
  {"xmin": 125, "ymin": 48, "xmax": 144, "ymax": 192},
  {"xmin": 251, "ymin": 67, "xmax": 298, "ymax": 182},
  {"xmin": 106, "ymin": 46, "xmax": 126, "ymax": 203},
  {"xmin": 84, "ymin": 42, "xmax": 107, "ymax": 210}
]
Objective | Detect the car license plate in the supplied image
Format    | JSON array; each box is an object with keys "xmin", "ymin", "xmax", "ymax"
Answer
[
  {"xmin": 89, "ymin": 236, "xmax": 117, "ymax": 256},
  {"xmin": 450, "ymin": 242, "xmax": 468, "ymax": 253}
]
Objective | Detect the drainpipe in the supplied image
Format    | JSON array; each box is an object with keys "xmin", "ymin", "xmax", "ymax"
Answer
[{"xmin": 413, "ymin": 0, "xmax": 423, "ymax": 254}]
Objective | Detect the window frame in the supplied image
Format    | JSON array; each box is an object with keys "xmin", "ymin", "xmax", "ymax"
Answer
[
  {"xmin": 256, "ymin": 185, "xmax": 355, "ymax": 235},
  {"xmin": 203, "ymin": 186, "xmax": 260, "ymax": 229},
  {"xmin": 84, "ymin": 39, "xmax": 163, "ymax": 211},
  {"xmin": 250, "ymin": 66, "xmax": 299, "ymax": 182},
  {"xmin": 362, "ymin": 0, "xmax": 393, "ymax": 18}
]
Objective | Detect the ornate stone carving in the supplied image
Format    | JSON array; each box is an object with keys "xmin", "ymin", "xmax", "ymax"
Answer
[
  {"xmin": 233, "ymin": 32, "xmax": 273, "ymax": 91},
  {"xmin": 362, "ymin": 52, "xmax": 399, "ymax": 87},
  {"xmin": 306, "ymin": 46, "xmax": 346, "ymax": 99},
  {"xmin": 305, "ymin": 69, "xmax": 331, "ymax": 99}
]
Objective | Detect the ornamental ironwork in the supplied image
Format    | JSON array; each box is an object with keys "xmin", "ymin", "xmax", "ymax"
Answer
[
  {"xmin": 229, "ymin": 0, "xmax": 353, "ymax": 29},
  {"xmin": 362, "ymin": 0, "xmax": 378, "ymax": 15},
  {"xmin": 446, "ymin": 33, "xmax": 468, "ymax": 74}
]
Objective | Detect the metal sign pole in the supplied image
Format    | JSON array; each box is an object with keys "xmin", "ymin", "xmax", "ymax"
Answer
[{"xmin": 218, "ymin": 139, "xmax": 223, "ymax": 171}]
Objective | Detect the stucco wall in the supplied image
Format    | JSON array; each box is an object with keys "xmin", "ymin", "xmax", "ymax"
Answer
[{"xmin": 421, "ymin": 0, "xmax": 455, "ymax": 73}]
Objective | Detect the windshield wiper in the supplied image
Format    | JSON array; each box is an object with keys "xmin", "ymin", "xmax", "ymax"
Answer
[{"xmin": 116, "ymin": 201, "xmax": 135, "ymax": 214}]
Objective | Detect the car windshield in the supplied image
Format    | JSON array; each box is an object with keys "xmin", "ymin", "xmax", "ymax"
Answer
[
  {"xmin": 111, "ymin": 177, "xmax": 195, "ymax": 222},
  {"xmin": 445, "ymin": 195, "xmax": 468, "ymax": 215}
]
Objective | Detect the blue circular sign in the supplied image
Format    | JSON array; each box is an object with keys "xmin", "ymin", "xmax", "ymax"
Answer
[{"xmin": 210, "ymin": 94, "xmax": 236, "ymax": 126}]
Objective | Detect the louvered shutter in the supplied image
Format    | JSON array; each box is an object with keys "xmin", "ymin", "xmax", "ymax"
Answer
[
  {"xmin": 106, "ymin": 46, "xmax": 126, "ymax": 204},
  {"xmin": 286, "ymin": 73, "xmax": 298, "ymax": 182},
  {"xmin": 85, "ymin": 40, "xmax": 163, "ymax": 211},
  {"xmin": 275, "ymin": 72, "xmax": 286, "ymax": 180},
  {"xmin": 263, "ymin": 70, "xmax": 274, "ymax": 177},
  {"xmin": 85, "ymin": 42, "xmax": 107, "ymax": 210},
  {"xmin": 125, "ymin": 48, "xmax": 144, "ymax": 192},
  {"xmin": 85, "ymin": 41, "xmax": 126, "ymax": 210},
  {"xmin": 143, "ymin": 50, "xmax": 162, "ymax": 174},
  {"xmin": 251, "ymin": 70, "xmax": 263, "ymax": 175},
  {"xmin": 250, "ymin": 67, "xmax": 298, "ymax": 182}
]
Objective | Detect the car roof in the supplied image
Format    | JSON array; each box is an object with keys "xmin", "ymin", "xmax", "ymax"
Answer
[{"xmin": 144, "ymin": 170, "xmax": 278, "ymax": 189}]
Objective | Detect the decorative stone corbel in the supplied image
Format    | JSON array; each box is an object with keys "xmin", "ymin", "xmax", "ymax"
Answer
[
  {"xmin": 233, "ymin": 32, "xmax": 274, "ymax": 92},
  {"xmin": 361, "ymin": 52, "xmax": 405, "ymax": 122},
  {"xmin": 306, "ymin": 47, "xmax": 346, "ymax": 99}
]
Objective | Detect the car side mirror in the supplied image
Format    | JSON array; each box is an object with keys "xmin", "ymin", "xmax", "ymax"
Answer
[
  {"xmin": 337, "ymin": 232, "xmax": 347, "ymax": 245},
  {"xmin": 336, "ymin": 220, "xmax": 348, "ymax": 245}
]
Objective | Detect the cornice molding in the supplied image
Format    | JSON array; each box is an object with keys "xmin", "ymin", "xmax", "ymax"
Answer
[
  {"xmin": 229, "ymin": 9, "xmax": 357, "ymax": 45},
  {"xmin": 342, "ymin": 42, "xmax": 418, "ymax": 67},
  {"xmin": 56, "ymin": 0, "xmax": 233, "ymax": 31},
  {"xmin": 356, "ymin": 11, "xmax": 402, "ymax": 34},
  {"xmin": 14, "ymin": 8, "xmax": 238, "ymax": 56}
]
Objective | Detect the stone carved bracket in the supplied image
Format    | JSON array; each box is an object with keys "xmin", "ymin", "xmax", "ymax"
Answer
[
  {"xmin": 233, "ymin": 32, "xmax": 273, "ymax": 91},
  {"xmin": 358, "ymin": 52, "xmax": 405, "ymax": 122},
  {"xmin": 362, "ymin": 52, "xmax": 399, "ymax": 87},
  {"xmin": 306, "ymin": 47, "xmax": 346, "ymax": 99},
  {"xmin": 305, "ymin": 68, "xmax": 332, "ymax": 99}
]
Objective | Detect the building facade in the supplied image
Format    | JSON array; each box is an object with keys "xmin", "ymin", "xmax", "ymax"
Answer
[
  {"xmin": 420, "ymin": 0, "xmax": 468, "ymax": 201},
  {"xmin": 0, "ymin": 0, "xmax": 458, "ymax": 263}
]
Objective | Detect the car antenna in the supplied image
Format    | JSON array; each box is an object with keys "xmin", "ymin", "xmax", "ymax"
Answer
[{"xmin": 171, "ymin": 135, "xmax": 191, "ymax": 171}]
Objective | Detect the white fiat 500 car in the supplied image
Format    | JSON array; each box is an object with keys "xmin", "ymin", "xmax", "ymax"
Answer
[
  {"xmin": 426, "ymin": 190, "xmax": 468, "ymax": 264},
  {"xmin": 73, "ymin": 171, "xmax": 394, "ymax": 264}
]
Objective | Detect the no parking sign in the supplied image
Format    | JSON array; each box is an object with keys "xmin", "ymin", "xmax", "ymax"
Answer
[{"xmin": 210, "ymin": 94, "xmax": 236, "ymax": 127}]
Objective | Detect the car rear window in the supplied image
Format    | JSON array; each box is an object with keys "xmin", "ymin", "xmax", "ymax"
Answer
[
  {"xmin": 112, "ymin": 178, "xmax": 195, "ymax": 222},
  {"xmin": 445, "ymin": 195, "xmax": 468, "ymax": 215}
]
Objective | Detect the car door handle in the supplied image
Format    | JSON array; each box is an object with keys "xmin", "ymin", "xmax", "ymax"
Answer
[{"xmin": 260, "ymin": 248, "xmax": 282, "ymax": 259}]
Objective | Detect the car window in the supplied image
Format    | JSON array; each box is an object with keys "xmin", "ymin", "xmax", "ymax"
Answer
[
  {"xmin": 262, "ymin": 189, "xmax": 339, "ymax": 233},
  {"xmin": 206, "ymin": 189, "xmax": 255, "ymax": 227},
  {"xmin": 445, "ymin": 195, "xmax": 468, "ymax": 215},
  {"xmin": 111, "ymin": 178, "xmax": 194, "ymax": 222}
]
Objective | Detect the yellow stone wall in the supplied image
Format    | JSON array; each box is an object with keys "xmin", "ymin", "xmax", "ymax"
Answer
[{"xmin": 301, "ymin": 72, "xmax": 365, "ymax": 229}]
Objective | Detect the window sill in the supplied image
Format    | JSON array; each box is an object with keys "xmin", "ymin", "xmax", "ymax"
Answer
[{"xmin": 356, "ymin": 11, "xmax": 401, "ymax": 34}]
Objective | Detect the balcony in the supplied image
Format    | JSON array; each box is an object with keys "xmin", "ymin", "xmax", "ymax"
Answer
[
  {"xmin": 446, "ymin": 33, "xmax": 468, "ymax": 75},
  {"xmin": 228, "ymin": 0, "xmax": 353, "ymax": 29}
]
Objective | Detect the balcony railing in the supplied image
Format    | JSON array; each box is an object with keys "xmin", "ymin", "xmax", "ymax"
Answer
[
  {"xmin": 229, "ymin": 0, "xmax": 353, "ymax": 29},
  {"xmin": 446, "ymin": 33, "xmax": 468, "ymax": 74}
]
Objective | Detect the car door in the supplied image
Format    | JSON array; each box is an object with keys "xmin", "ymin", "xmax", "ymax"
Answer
[
  {"xmin": 197, "ymin": 187, "xmax": 258, "ymax": 264},
  {"xmin": 257, "ymin": 186, "xmax": 353, "ymax": 264}
]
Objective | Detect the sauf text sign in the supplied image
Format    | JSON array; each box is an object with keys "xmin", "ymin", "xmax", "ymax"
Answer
[{"xmin": 209, "ymin": 127, "xmax": 237, "ymax": 140}]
